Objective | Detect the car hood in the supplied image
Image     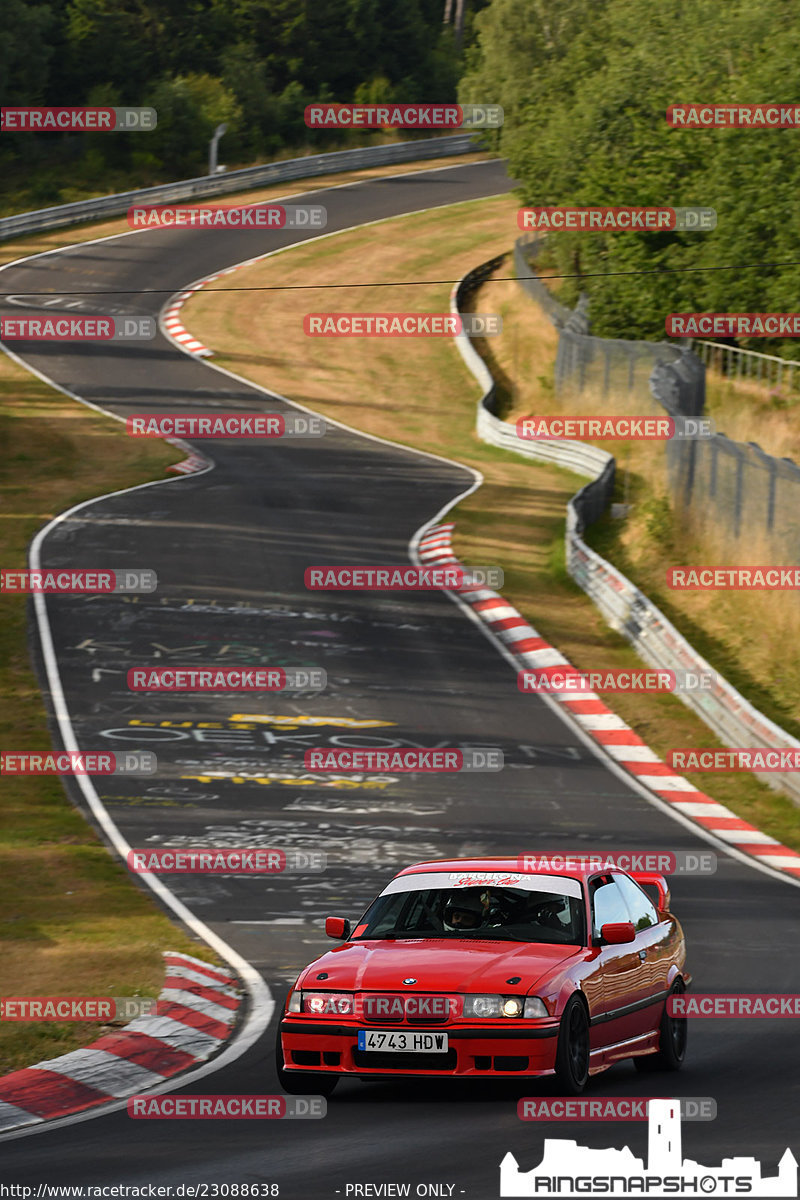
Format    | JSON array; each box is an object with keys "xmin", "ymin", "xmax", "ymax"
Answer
[{"xmin": 298, "ymin": 938, "xmax": 581, "ymax": 996}]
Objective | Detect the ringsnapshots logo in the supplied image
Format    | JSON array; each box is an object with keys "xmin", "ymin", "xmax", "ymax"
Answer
[
  {"xmin": 303, "ymin": 313, "xmax": 501, "ymax": 337},
  {"xmin": 1, "ymin": 569, "xmax": 156, "ymax": 594},
  {"xmin": 517, "ymin": 206, "xmax": 716, "ymax": 232},
  {"xmin": 516, "ymin": 415, "xmax": 715, "ymax": 440},
  {"xmin": 667, "ymin": 566, "xmax": 800, "ymax": 590},
  {"xmin": 667, "ymin": 313, "xmax": 800, "ymax": 337},
  {"xmin": 500, "ymin": 1098, "xmax": 797, "ymax": 1198},
  {"xmin": 305, "ymin": 565, "xmax": 504, "ymax": 590},
  {"xmin": 518, "ymin": 667, "xmax": 716, "ymax": 694},
  {"xmin": 127, "ymin": 667, "xmax": 326, "ymax": 692},
  {"xmin": 128, "ymin": 204, "xmax": 326, "ymax": 230},
  {"xmin": 127, "ymin": 847, "xmax": 326, "ymax": 873},
  {"xmin": 516, "ymin": 851, "xmax": 716, "ymax": 876},
  {"xmin": 518, "ymin": 1097, "xmax": 717, "ymax": 1122},
  {"xmin": 304, "ymin": 103, "xmax": 503, "ymax": 129},
  {"xmin": 127, "ymin": 1095, "xmax": 325, "ymax": 1119},
  {"xmin": 1, "ymin": 751, "xmax": 156, "ymax": 776},
  {"xmin": 304, "ymin": 747, "xmax": 503, "ymax": 772},
  {"xmin": 667, "ymin": 102, "xmax": 800, "ymax": 128},
  {"xmin": 1, "ymin": 107, "xmax": 156, "ymax": 131},
  {"xmin": 667, "ymin": 748, "xmax": 800, "ymax": 773},
  {"xmin": 0, "ymin": 316, "xmax": 156, "ymax": 341},
  {"xmin": 126, "ymin": 413, "xmax": 325, "ymax": 438}
]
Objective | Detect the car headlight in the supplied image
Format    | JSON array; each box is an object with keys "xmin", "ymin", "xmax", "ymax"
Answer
[
  {"xmin": 287, "ymin": 990, "xmax": 302, "ymax": 1013},
  {"xmin": 296, "ymin": 991, "xmax": 355, "ymax": 1016},
  {"xmin": 463, "ymin": 994, "xmax": 525, "ymax": 1018},
  {"xmin": 523, "ymin": 996, "xmax": 549, "ymax": 1018}
]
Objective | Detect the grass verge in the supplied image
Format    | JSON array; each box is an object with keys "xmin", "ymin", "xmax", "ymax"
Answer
[{"xmin": 0, "ymin": 356, "xmax": 223, "ymax": 1074}]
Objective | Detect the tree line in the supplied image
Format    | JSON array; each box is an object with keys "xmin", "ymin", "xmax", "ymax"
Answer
[
  {"xmin": 1, "ymin": 0, "xmax": 486, "ymax": 207},
  {"xmin": 460, "ymin": 0, "xmax": 800, "ymax": 357}
]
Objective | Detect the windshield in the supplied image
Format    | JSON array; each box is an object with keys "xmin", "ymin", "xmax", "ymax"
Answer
[{"xmin": 353, "ymin": 884, "xmax": 585, "ymax": 945}]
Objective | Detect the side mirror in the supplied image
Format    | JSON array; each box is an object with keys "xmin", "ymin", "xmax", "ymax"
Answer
[
  {"xmin": 601, "ymin": 921, "xmax": 636, "ymax": 945},
  {"xmin": 325, "ymin": 916, "xmax": 351, "ymax": 940}
]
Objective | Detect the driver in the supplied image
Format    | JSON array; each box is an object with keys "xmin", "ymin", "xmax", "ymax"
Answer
[{"xmin": 442, "ymin": 889, "xmax": 488, "ymax": 932}]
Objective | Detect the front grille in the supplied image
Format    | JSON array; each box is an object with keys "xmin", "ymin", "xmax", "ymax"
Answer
[
  {"xmin": 360, "ymin": 995, "xmax": 453, "ymax": 1025},
  {"xmin": 353, "ymin": 1049, "xmax": 458, "ymax": 1071}
]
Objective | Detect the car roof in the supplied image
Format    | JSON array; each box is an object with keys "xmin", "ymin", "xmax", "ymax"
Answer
[{"xmin": 395, "ymin": 857, "xmax": 605, "ymax": 882}]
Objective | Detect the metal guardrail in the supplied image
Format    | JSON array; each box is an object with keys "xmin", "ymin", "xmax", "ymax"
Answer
[
  {"xmin": 452, "ymin": 254, "xmax": 800, "ymax": 807},
  {"xmin": 454, "ymin": 255, "xmax": 615, "ymax": 535},
  {"xmin": 0, "ymin": 134, "xmax": 480, "ymax": 243}
]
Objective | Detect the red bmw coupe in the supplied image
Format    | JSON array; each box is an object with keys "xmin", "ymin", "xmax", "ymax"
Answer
[{"xmin": 276, "ymin": 857, "xmax": 690, "ymax": 1095}]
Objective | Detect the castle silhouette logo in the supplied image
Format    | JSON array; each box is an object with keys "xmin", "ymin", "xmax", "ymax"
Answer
[{"xmin": 500, "ymin": 1099, "xmax": 797, "ymax": 1197}]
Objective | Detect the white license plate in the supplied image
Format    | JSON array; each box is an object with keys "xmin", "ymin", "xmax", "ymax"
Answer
[{"xmin": 357, "ymin": 1029, "xmax": 449, "ymax": 1053}]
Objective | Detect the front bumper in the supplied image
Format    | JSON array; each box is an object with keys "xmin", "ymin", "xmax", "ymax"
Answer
[{"xmin": 280, "ymin": 1018, "xmax": 560, "ymax": 1078}]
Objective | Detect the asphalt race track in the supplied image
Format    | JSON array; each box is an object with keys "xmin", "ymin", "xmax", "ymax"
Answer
[{"xmin": 1, "ymin": 160, "xmax": 798, "ymax": 1194}]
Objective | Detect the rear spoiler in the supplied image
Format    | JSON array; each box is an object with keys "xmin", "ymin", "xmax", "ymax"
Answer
[{"xmin": 630, "ymin": 871, "xmax": 671, "ymax": 913}]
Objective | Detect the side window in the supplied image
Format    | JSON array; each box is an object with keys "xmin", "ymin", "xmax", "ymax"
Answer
[
  {"xmin": 590, "ymin": 877, "xmax": 630, "ymax": 936},
  {"xmin": 614, "ymin": 873, "xmax": 658, "ymax": 931}
]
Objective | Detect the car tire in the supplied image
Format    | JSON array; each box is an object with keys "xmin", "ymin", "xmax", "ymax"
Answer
[
  {"xmin": 634, "ymin": 979, "xmax": 687, "ymax": 1073},
  {"xmin": 554, "ymin": 994, "xmax": 590, "ymax": 1095},
  {"xmin": 275, "ymin": 1026, "xmax": 340, "ymax": 1097}
]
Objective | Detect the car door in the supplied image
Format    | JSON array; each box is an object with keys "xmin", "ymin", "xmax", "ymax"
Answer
[
  {"xmin": 613, "ymin": 872, "xmax": 673, "ymax": 1032},
  {"xmin": 581, "ymin": 873, "xmax": 649, "ymax": 1048}
]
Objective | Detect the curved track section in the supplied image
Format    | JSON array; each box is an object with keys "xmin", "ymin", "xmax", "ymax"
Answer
[{"xmin": 0, "ymin": 162, "xmax": 798, "ymax": 1193}]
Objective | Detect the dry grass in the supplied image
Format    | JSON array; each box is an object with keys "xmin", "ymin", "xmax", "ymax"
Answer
[{"xmin": 704, "ymin": 369, "xmax": 800, "ymax": 460}]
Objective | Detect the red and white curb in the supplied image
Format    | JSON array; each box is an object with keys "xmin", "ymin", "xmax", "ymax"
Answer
[
  {"xmin": 162, "ymin": 289, "xmax": 214, "ymax": 357},
  {"xmin": 0, "ymin": 952, "xmax": 242, "ymax": 1131},
  {"xmin": 419, "ymin": 524, "xmax": 800, "ymax": 882},
  {"xmin": 161, "ymin": 262, "xmax": 253, "ymax": 359},
  {"xmin": 164, "ymin": 435, "xmax": 210, "ymax": 476}
]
